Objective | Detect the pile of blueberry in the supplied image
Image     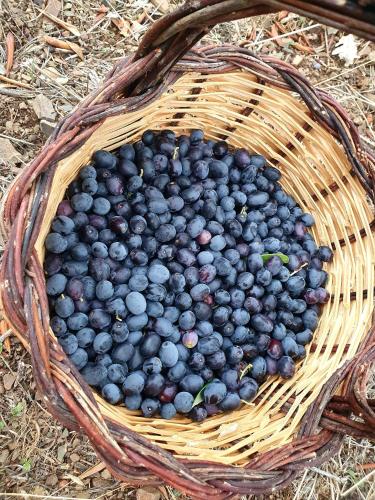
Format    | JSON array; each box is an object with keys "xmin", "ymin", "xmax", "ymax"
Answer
[{"xmin": 44, "ymin": 129, "xmax": 333, "ymax": 421}]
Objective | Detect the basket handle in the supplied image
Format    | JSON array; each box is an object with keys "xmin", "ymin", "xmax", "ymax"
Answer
[{"xmin": 132, "ymin": 0, "xmax": 375, "ymax": 93}]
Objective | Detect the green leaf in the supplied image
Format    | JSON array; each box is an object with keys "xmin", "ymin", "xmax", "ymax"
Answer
[
  {"xmin": 346, "ymin": 469, "xmax": 358, "ymax": 484},
  {"xmin": 261, "ymin": 253, "xmax": 289, "ymax": 264},
  {"xmin": 0, "ymin": 340, "xmax": 3, "ymax": 354},
  {"xmin": 0, "ymin": 420, "xmax": 6, "ymax": 431},
  {"xmin": 11, "ymin": 402, "xmax": 24, "ymax": 417},
  {"xmin": 21, "ymin": 458, "xmax": 32, "ymax": 472},
  {"xmin": 192, "ymin": 381, "xmax": 213, "ymax": 408},
  {"xmin": 239, "ymin": 363, "xmax": 253, "ymax": 380}
]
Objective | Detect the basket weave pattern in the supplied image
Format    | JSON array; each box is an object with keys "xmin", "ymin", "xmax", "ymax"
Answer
[{"xmin": 1, "ymin": 2, "xmax": 375, "ymax": 497}]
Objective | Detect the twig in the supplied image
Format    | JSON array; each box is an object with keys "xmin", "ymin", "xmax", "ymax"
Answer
[
  {"xmin": 0, "ymin": 134, "xmax": 34, "ymax": 146},
  {"xmin": 290, "ymin": 262, "xmax": 308, "ymax": 276},
  {"xmin": 0, "ymin": 329, "xmax": 12, "ymax": 343},
  {"xmin": 0, "ymin": 494, "xmax": 90, "ymax": 500},
  {"xmin": 247, "ymin": 23, "xmax": 320, "ymax": 48},
  {"xmin": 0, "ymin": 75, "xmax": 33, "ymax": 89},
  {"xmin": 35, "ymin": 7, "xmax": 81, "ymax": 37},
  {"xmin": 5, "ymin": 32, "xmax": 15, "ymax": 76},
  {"xmin": 318, "ymin": 60, "xmax": 374, "ymax": 85}
]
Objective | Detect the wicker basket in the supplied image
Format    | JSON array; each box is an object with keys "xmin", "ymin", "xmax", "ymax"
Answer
[{"xmin": 1, "ymin": 1, "xmax": 375, "ymax": 497}]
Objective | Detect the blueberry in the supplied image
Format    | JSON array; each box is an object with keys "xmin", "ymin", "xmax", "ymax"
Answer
[
  {"xmin": 60, "ymin": 334, "xmax": 78, "ymax": 355},
  {"xmin": 219, "ymin": 392, "xmax": 241, "ymax": 411},
  {"xmin": 203, "ymin": 382, "xmax": 227, "ymax": 405},
  {"xmin": 81, "ymin": 363, "xmax": 108, "ymax": 386},
  {"xmin": 93, "ymin": 332, "xmax": 113, "ymax": 354},
  {"xmin": 69, "ymin": 348, "xmax": 88, "ymax": 370},
  {"xmin": 123, "ymin": 373, "xmax": 145, "ymax": 395},
  {"xmin": 141, "ymin": 398, "xmax": 161, "ymax": 417},
  {"xmin": 102, "ymin": 383, "xmax": 122, "ymax": 404},
  {"xmin": 45, "ymin": 233, "xmax": 68, "ymax": 254},
  {"xmin": 174, "ymin": 392, "xmax": 194, "ymax": 413},
  {"xmin": 277, "ymin": 356, "xmax": 295, "ymax": 378},
  {"xmin": 239, "ymin": 379, "xmax": 258, "ymax": 401},
  {"xmin": 55, "ymin": 295, "xmax": 74, "ymax": 318},
  {"xmin": 125, "ymin": 291, "xmax": 146, "ymax": 315},
  {"xmin": 159, "ymin": 341, "xmax": 179, "ymax": 368},
  {"xmin": 161, "ymin": 403, "xmax": 177, "ymax": 419},
  {"xmin": 125, "ymin": 394, "xmax": 142, "ymax": 410}
]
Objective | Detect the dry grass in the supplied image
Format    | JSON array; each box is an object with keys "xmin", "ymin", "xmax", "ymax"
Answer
[{"xmin": 0, "ymin": 1, "xmax": 374, "ymax": 498}]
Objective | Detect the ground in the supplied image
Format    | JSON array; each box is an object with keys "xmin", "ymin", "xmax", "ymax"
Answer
[{"xmin": 0, "ymin": 1, "xmax": 374, "ymax": 499}]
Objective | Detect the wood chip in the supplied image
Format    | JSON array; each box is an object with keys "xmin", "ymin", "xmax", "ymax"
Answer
[
  {"xmin": 3, "ymin": 373, "xmax": 16, "ymax": 390},
  {"xmin": 270, "ymin": 25, "xmax": 284, "ymax": 48},
  {"xmin": 136, "ymin": 487, "xmax": 161, "ymax": 500},
  {"xmin": 5, "ymin": 33, "xmax": 15, "ymax": 77},
  {"xmin": 64, "ymin": 473, "xmax": 85, "ymax": 486},
  {"xmin": 45, "ymin": 0, "xmax": 62, "ymax": 18},
  {"xmin": 44, "ymin": 35, "xmax": 84, "ymax": 60},
  {"xmin": 111, "ymin": 15, "xmax": 131, "ymax": 37},
  {"xmin": 37, "ymin": 8, "xmax": 81, "ymax": 37},
  {"xmin": 40, "ymin": 67, "xmax": 69, "ymax": 85},
  {"xmin": 95, "ymin": 4, "xmax": 108, "ymax": 21},
  {"xmin": 79, "ymin": 461, "xmax": 106, "ymax": 480},
  {"xmin": 294, "ymin": 42, "xmax": 315, "ymax": 54}
]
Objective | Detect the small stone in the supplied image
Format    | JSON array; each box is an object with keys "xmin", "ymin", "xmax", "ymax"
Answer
[
  {"xmin": 19, "ymin": 102, "xmax": 27, "ymax": 110},
  {"xmin": 70, "ymin": 452, "xmax": 80, "ymax": 463},
  {"xmin": 101, "ymin": 469, "xmax": 111, "ymax": 479},
  {"xmin": 3, "ymin": 373, "xmax": 16, "ymax": 390},
  {"xmin": 76, "ymin": 492, "xmax": 91, "ymax": 499},
  {"xmin": 35, "ymin": 389, "xmax": 43, "ymax": 401},
  {"xmin": 40, "ymin": 119, "xmax": 56, "ymax": 137},
  {"xmin": 45, "ymin": 473, "xmax": 59, "ymax": 486},
  {"xmin": 0, "ymin": 138, "xmax": 21, "ymax": 165},
  {"xmin": 32, "ymin": 487, "xmax": 47, "ymax": 495},
  {"xmin": 292, "ymin": 54, "xmax": 304, "ymax": 67},
  {"xmin": 92, "ymin": 478, "xmax": 110, "ymax": 488},
  {"xmin": 136, "ymin": 487, "xmax": 161, "ymax": 500},
  {"xmin": 31, "ymin": 94, "xmax": 56, "ymax": 121},
  {"xmin": 72, "ymin": 437, "xmax": 81, "ymax": 448},
  {"xmin": 327, "ymin": 27, "xmax": 338, "ymax": 35},
  {"xmin": 0, "ymin": 449, "xmax": 10, "ymax": 464},
  {"xmin": 60, "ymin": 103, "xmax": 74, "ymax": 113}
]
